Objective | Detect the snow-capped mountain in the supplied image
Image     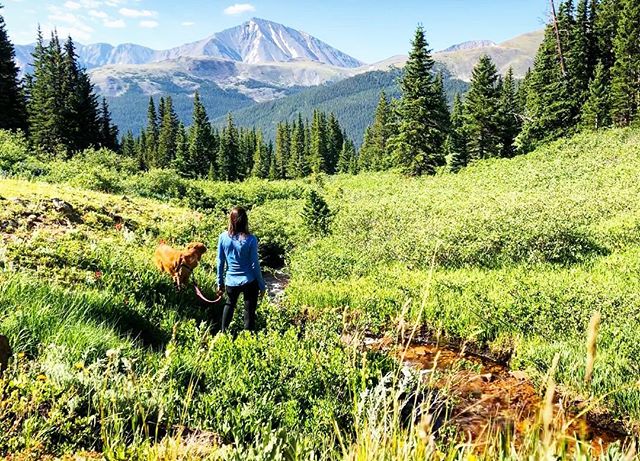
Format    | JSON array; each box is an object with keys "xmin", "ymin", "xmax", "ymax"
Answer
[{"xmin": 14, "ymin": 18, "xmax": 363, "ymax": 72}]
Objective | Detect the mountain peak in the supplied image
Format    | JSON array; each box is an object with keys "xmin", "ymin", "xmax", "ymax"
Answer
[{"xmin": 440, "ymin": 40, "xmax": 497, "ymax": 53}]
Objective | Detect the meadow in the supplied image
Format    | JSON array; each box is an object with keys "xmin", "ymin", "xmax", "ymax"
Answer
[{"xmin": 1, "ymin": 127, "xmax": 640, "ymax": 459}]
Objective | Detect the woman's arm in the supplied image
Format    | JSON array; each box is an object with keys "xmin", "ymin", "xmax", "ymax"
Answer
[
  {"xmin": 216, "ymin": 234, "xmax": 226, "ymax": 289},
  {"xmin": 251, "ymin": 236, "xmax": 266, "ymax": 292}
]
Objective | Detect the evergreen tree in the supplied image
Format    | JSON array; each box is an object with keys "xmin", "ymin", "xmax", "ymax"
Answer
[
  {"xmin": 463, "ymin": 55, "xmax": 501, "ymax": 159},
  {"xmin": 326, "ymin": 112, "xmax": 343, "ymax": 174},
  {"xmin": 569, "ymin": 0, "xmax": 594, "ymax": 115},
  {"xmin": 288, "ymin": 114, "xmax": 309, "ymax": 178},
  {"xmin": 310, "ymin": 110, "xmax": 328, "ymax": 174},
  {"xmin": 301, "ymin": 190, "xmax": 333, "ymax": 236},
  {"xmin": 121, "ymin": 130, "xmax": 135, "ymax": 157},
  {"xmin": 144, "ymin": 97, "xmax": 158, "ymax": 167},
  {"xmin": 448, "ymin": 94, "xmax": 469, "ymax": 172},
  {"xmin": 97, "ymin": 97, "xmax": 118, "ymax": 150},
  {"xmin": 0, "ymin": 4, "xmax": 26, "ymax": 131},
  {"xmin": 610, "ymin": 0, "xmax": 640, "ymax": 126},
  {"xmin": 594, "ymin": 0, "xmax": 621, "ymax": 72},
  {"xmin": 497, "ymin": 67, "xmax": 521, "ymax": 158},
  {"xmin": 157, "ymin": 96, "xmax": 178, "ymax": 167},
  {"xmin": 186, "ymin": 92, "xmax": 213, "ymax": 178},
  {"xmin": 360, "ymin": 91, "xmax": 394, "ymax": 171},
  {"xmin": 390, "ymin": 25, "xmax": 446, "ymax": 175},
  {"xmin": 274, "ymin": 121, "xmax": 291, "ymax": 179},
  {"xmin": 337, "ymin": 138, "xmax": 356, "ymax": 174},
  {"xmin": 581, "ymin": 61, "xmax": 611, "ymax": 129},
  {"xmin": 172, "ymin": 122, "xmax": 189, "ymax": 172},
  {"xmin": 251, "ymin": 130, "xmax": 270, "ymax": 179},
  {"xmin": 516, "ymin": 25, "xmax": 574, "ymax": 152},
  {"xmin": 218, "ymin": 113, "xmax": 239, "ymax": 181},
  {"xmin": 432, "ymin": 73, "xmax": 451, "ymax": 166},
  {"xmin": 27, "ymin": 29, "xmax": 66, "ymax": 154}
]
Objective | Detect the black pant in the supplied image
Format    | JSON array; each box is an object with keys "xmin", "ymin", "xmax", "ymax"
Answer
[{"xmin": 221, "ymin": 280, "xmax": 259, "ymax": 332}]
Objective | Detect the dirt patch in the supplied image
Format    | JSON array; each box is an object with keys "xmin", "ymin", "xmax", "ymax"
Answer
[{"xmin": 364, "ymin": 338, "xmax": 628, "ymax": 454}]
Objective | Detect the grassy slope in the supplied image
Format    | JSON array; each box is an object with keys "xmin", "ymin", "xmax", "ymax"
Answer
[
  {"xmin": 1, "ymin": 127, "xmax": 640, "ymax": 456},
  {"xmin": 287, "ymin": 128, "xmax": 640, "ymax": 424}
]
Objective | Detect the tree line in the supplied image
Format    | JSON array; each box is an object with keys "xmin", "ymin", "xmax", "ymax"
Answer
[
  {"xmin": 120, "ymin": 94, "xmax": 356, "ymax": 181},
  {"xmin": 359, "ymin": 0, "xmax": 640, "ymax": 175},
  {"xmin": 0, "ymin": 6, "xmax": 118, "ymax": 154}
]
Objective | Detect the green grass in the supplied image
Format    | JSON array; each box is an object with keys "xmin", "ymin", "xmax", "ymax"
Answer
[{"xmin": 1, "ymin": 127, "xmax": 640, "ymax": 458}]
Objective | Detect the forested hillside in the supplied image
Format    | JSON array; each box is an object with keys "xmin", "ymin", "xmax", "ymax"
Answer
[{"xmin": 219, "ymin": 69, "xmax": 469, "ymax": 145}]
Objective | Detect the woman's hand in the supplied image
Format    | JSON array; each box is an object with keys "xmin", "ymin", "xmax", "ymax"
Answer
[{"xmin": 216, "ymin": 285, "xmax": 225, "ymax": 297}]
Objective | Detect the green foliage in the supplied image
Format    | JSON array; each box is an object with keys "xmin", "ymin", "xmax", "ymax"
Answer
[
  {"xmin": 610, "ymin": 0, "xmax": 640, "ymax": 126},
  {"xmin": 463, "ymin": 55, "xmax": 501, "ymax": 159},
  {"xmin": 301, "ymin": 190, "xmax": 333, "ymax": 236},
  {"xmin": 0, "ymin": 129, "xmax": 46, "ymax": 176},
  {"xmin": 391, "ymin": 25, "xmax": 449, "ymax": 176},
  {"xmin": 0, "ymin": 5, "xmax": 26, "ymax": 131}
]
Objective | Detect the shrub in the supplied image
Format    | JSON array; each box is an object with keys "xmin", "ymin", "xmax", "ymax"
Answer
[{"xmin": 0, "ymin": 130, "xmax": 47, "ymax": 177}]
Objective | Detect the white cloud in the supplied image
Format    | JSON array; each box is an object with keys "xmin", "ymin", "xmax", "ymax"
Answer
[
  {"xmin": 89, "ymin": 9, "xmax": 108, "ymax": 18},
  {"xmin": 42, "ymin": 22, "xmax": 93, "ymax": 42},
  {"xmin": 64, "ymin": 1, "xmax": 82, "ymax": 10},
  {"xmin": 139, "ymin": 20, "xmax": 159, "ymax": 29},
  {"xmin": 223, "ymin": 3, "xmax": 255, "ymax": 15},
  {"xmin": 119, "ymin": 7, "xmax": 157, "ymax": 18},
  {"xmin": 104, "ymin": 18, "xmax": 126, "ymax": 28},
  {"xmin": 181, "ymin": 21, "xmax": 195, "ymax": 26}
]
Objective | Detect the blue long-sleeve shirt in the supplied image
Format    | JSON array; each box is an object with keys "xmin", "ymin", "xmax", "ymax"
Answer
[{"xmin": 216, "ymin": 232, "xmax": 266, "ymax": 291}]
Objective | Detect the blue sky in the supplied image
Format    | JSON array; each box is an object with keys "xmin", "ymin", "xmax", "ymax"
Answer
[{"xmin": 2, "ymin": 0, "xmax": 550, "ymax": 63}]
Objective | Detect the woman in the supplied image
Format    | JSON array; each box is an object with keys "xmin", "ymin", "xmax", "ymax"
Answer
[{"xmin": 216, "ymin": 206, "xmax": 266, "ymax": 332}]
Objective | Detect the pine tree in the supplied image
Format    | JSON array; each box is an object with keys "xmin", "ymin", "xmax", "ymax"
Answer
[
  {"xmin": 516, "ymin": 25, "xmax": 574, "ymax": 152},
  {"xmin": 27, "ymin": 29, "xmax": 66, "ymax": 154},
  {"xmin": 463, "ymin": 55, "xmax": 501, "ymax": 159},
  {"xmin": 274, "ymin": 121, "xmax": 291, "ymax": 179},
  {"xmin": 186, "ymin": 92, "xmax": 213, "ymax": 177},
  {"xmin": 390, "ymin": 25, "xmax": 446, "ymax": 176},
  {"xmin": 218, "ymin": 113, "xmax": 239, "ymax": 181},
  {"xmin": 581, "ymin": 61, "xmax": 611, "ymax": 129},
  {"xmin": 569, "ymin": 0, "xmax": 594, "ymax": 115},
  {"xmin": 610, "ymin": 0, "xmax": 640, "ymax": 126},
  {"xmin": 301, "ymin": 190, "xmax": 333, "ymax": 236},
  {"xmin": 251, "ymin": 130, "xmax": 270, "ymax": 178},
  {"xmin": 288, "ymin": 114, "xmax": 309, "ymax": 178},
  {"xmin": 157, "ymin": 96, "xmax": 178, "ymax": 167},
  {"xmin": 432, "ymin": 73, "xmax": 451, "ymax": 166},
  {"xmin": 326, "ymin": 113, "xmax": 343, "ymax": 174},
  {"xmin": 97, "ymin": 97, "xmax": 118, "ymax": 150},
  {"xmin": 144, "ymin": 97, "xmax": 158, "ymax": 167},
  {"xmin": 121, "ymin": 130, "xmax": 135, "ymax": 157},
  {"xmin": 172, "ymin": 122, "xmax": 189, "ymax": 173},
  {"xmin": 0, "ymin": 4, "xmax": 26, "ymax": 131},
  {"xmin": 310, "ymin": 110, "xmax": 328, "ymax": 174},
  {"xmin": 594, "ymin": 0, "xmax": 621, "ymax": 72},
  {"xmin": 448, "ymin": 94, "xmax": 469, "ymax": 172},
  {"xmin": 337, "ymin": 138, "xmax": 356, "ymax": 174},
  {"xmin": 497, "ymin": 67, "xmax": 521, "ymax": 158},
  {"xmin": 360, "ymin": 91, "xmax": 394, "ymax": 171}
]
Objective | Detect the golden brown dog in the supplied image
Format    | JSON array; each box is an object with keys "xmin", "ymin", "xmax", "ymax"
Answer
[{"xmin": 154, "ymin": 241, "xmax": 207, "ymax": 288}]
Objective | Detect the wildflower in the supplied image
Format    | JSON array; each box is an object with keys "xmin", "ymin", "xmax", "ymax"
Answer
[
  {"xmin": 106, "ymin": 348, "xmax": 119, "ymax": 360},
  {"xmin": 74, "ymin": 362, "xmax": 84, "ymax": 370},
  {"xmin": 94, "ymin": 271, "xmax": 103, "ymax": 280},
  {"xmin": 115, "ymin": 222, "xmax": 123, "ymax": 231},
  {"xmin": 36, "ymin": 374, "xmax": 47, "ymax": 382}
]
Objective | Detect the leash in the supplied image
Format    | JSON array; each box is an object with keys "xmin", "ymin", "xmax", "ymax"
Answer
[{"xmin": 192, "ymin": 279, "xmax": 223, "ymax": 304}]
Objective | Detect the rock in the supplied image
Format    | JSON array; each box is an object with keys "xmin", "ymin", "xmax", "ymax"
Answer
[
  {"xmin": 51, "ymin": 198, "xmax": 74, "ymax": 214},
  {"xmin": 9, "ymin": 197, "xmax": 27, "ymax": 206},
  {"xmin": 0, "ymin": 335, "xmax": 12, "ymax": 373},
  {"xmin": 0, "ymin": 219, "xmax": 18, "ymax": 232},
  {"xmin": 477, "ymin": 373, "xmax": 495, "ymax": 382},
  {"xmin": 509, "ymin": 370, "xmax": 529, "ymax": 381}
]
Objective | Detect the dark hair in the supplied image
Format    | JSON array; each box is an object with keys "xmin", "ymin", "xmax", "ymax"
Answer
[{"xmin": 227, "ymin": 206, "xmax": 249, "ymax": 236}]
